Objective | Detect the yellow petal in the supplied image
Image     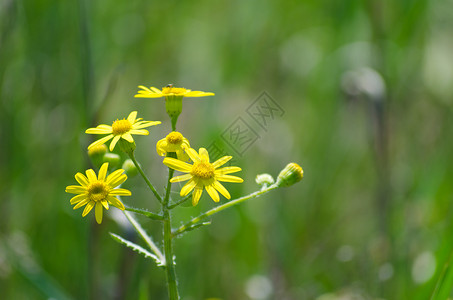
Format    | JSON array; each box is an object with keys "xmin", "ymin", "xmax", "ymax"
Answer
[
  {"xmin": 95, "ymin": 202, "xmax": 103, "ymax": 224},
  {"xmin": 106, "ymin": 169, "xmax": 124, "ymax": 183},
  {"xmin": 108, "ymin": 174, "xmax": 127, "ymax": 188},
  {"xmin": 98, "ymin": 163, "xmax": 109, "ymax": 181},
  {"xmin": 82, "ymin": 201, "xmax": 95, "ymax": 217},
  {"xmin": 109, "ymin": 188, "xmax": 132, "ymax": 196},
  {"xmin": 150, "ymin": 87, "xmax": 162, "ymax": 93},
  {"xmin": 138, "ymin": 85, "xmax": 151, "ymax": 92},
  {"xmin": 156, "ymin": 138, "xmax": 167, "ymax": 156},
  {"xmin": 122, "ymin": 133, "xmax": 134, "ymax": 143},
  {"xmin": 199, "ymin": 148, "xmax": 210, "ymax": 163},
  {"xmin": 127, "ymin": 111, "xmax": 138, "ymax": 123},
  {"xmin": 192, "ymin": 187, "xmax": 203, "ymax": 206},
  {"xmin": 215, "ymin": 166, "xmax": 242, "ymax": 175},
  {"xmin": 101, "ymin": 200, "xmax": 109, "ymax": 210},
  {"xmin": 163, "ymin": 157, "xmax": 192, "ymax": 172},
  {"xmin": 107, "ymin": 196, "xmax": 125, "ymax": 210},
  {"xmin": 184, "ymin": 91, "xmax": 215, "ymax": 97},
  {"xmin": 85, "ymin": 169, "xmax": 97, "ymax": 182},
  {"xmin": 186, "ymin": 148, "xmax": 200, "ymax": 163},
  {"xmin": 75, "ymin": 173, "xmax": 89, "ymax": 186},
  {"xmin": 110, "ymin": 135, "xmax": 121, "ymax": 151},
  {"xmin": 85, "ymin": 125, "xmax": 112, "ymax": 134},
  {"xmin": 73, "ymin": 198, "xmax": 90, "ymax": 209},
  {"xmin": 212, "ymin": 156, "xmax": 232, "ymax": 168},
  {"xmin": 212, "ymin": 181, "xmax": 231, "ymax": 199},
  {"xmin": 66, "ymin": 185, "xmax": 86, "ymax": 194},
  {"xmin": 70, "ymin": 194, "xmax": 87, "ymax": 205},
  {"xmin": 205, "ymin": 185, "xmax": 219, "ymax": 202},
  {"xmin": 180, "ymin": 179, "xmax": 196, "ymax": 196},
  {"xmin": 87, "ymin": 134, "xmax": 114, "ymax": 150},
  {"xmin": 215, "ymin": 174, "xmax": 244, "ymax": 183},
  {"xmin": 132, "ymin": 121, "xmax": 161, "ymax": 129},
  {"xmin": 170, "ymin": 173, "xmax": 192, "ymax": 183},
  {"xmin": 129, "ymin": 129, "xmax": 149, "ymax": 135}
]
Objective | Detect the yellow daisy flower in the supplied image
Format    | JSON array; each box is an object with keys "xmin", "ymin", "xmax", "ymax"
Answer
[
  {"xmin": 134, "ymin": 85, "xmax": 214, "ymax": 98},
  {"xmin": 156, "ymin": 131, "xmax": 190, "ymax": 161},
  {"xmin": 65, "ymin": 162, "xmax": 131, "ymax": 224},
  {"xmin": 86, "ymin": 111, "xmax": 161, "ymax": 151},
  {"xmin": 163, "ymin": 148, "xmax": 243, "ymax": 206}
]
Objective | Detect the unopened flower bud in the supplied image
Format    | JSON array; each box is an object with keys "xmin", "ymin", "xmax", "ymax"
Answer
[
  {"xmin": 103, "ymin": 153, "xmax": 121, "ymax": 169},
  {"xmin": 88, "ymin": 144, "xmax": 108, "ymax": 168},
  {"xmin": 276, "ymin": 163, "xmax": 304, "ymax": 187},
  {"xmin": 255, "ymin": 173, "xmax": 275, "ymax": 186},
  {"xmin": 122, "ymin": 159, "xmax": 138, "ymax": 177},
  {"xmin": 118, "ymin": 139, "xmax": 136, "ymax": 155}
]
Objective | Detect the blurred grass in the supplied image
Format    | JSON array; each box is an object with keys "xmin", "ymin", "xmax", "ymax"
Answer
[{"xmin": 1, "ymin": 0, "xmax": 453, "ymax": 299}]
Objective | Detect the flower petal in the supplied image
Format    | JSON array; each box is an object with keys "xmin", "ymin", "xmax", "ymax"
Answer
[
  {"xmin": 150, "ymin": 87, "xmax": 162, "ymax": 93},
  {"xmin": 199, "ymin": 148, "xmax": 209, "ymax": 163},
  {"xmin": 75, "ymin": 173, "xmax": 89, "ymax": 186},
  {"xmin": 132, "ymin": 121, "xmax": 161, "ymax": 129},
  {"xmin": 107, "ymin": 196, "xmax": 125, "ymax": 210},
  {"xmin": 205, "ymin": 185, "xmax": 219, "ymax": 202},
  {"xmin": 215, "ymin": 166, "xmax": 242, "ymax": 175},
  {"xmin": 98, "ymin": 163, "xmax": 109, "ymax": 181},
  {"xmin": 101, "ymin": 200, "xmax": 109, "ymax": 210},
  {"xmin": 73, "ymin": 198, "xmax": 90, "ymax": 209},
  {"xmin": 127, "ymin": 111, "xmax": 138, "ymax": 123},
  {"xmin": 66, "ymin": 185, "xmax": 86, "ymax": 194},
  {"xmin": 129, "ymin": 129, "xmax": 149, "ymax": 135},
  {"xmin": 70, "ymin": 194, "xmax": 87, "ymax": 205},
  {"xmin": 156, "ymin": 138, "xmax": 167, "ymax": 156},
  {"xmin": 170, "ymin": 173, "xmax": 192, "ymax": 183},
  {"xmin": 85, "ymin": 125, "xmax": 112, "ymax": 134},
  {"xmin": 122, "ymin": 133, "xmax": 134, "ymax": 143},
  {"xmin": 184, "ymin": 91, "xmax": 215, "ymax": 97},
  {"xmin": 95, "ymin": 202, "xmax": 103, "ymax": 224},
  {"xmin": 212, "ymin": 156, "xmax": 232, "ymax": 168},
  {"xmin": 87, "ymin": 135, "xmax": 114, "ymax": 150},
  {"xmin": 109, "ymin": 188, "xmax": 132, "ymax": 196},
  {"xmin": 163, "ymin": 157, "xmax": 192, "ymax": 172},
  {"xmin": 106, "ymin": 169, "xmax": 126, "ymax": 184},
  {"xmin": 85, "ymin": 169, "xmax": 97, "ymax": 182},
  {"xmin": 109, "ymin": 174, "xmax": 127, "ymax": 188},
  {"xmin": 215, "ymin": 174, "xmax": 244, "ymax": 183},
  {"xmin": 109, "ymin": 135, "xmax": 121, "ymax": 151},
  {"xmin": 212, "ymin": 181, "xmax": 231, "ymax": 199},
  {"xmin": 180, "ymin": 179, "xmax": 196, "ymax": 196},
  {"xmin": 82, "ymin": 201, "xmax": 95, "ymax": 217},
  {"xmin": 186, "ymin": 148, "xmax": 200, "ymax": 163},
  {"xmin": 192, "ymin": 187, "xmax": 203, "ymax": 206}
]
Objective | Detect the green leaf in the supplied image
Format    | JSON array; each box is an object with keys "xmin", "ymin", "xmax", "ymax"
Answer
[
  {"xmin": 125, "ymin": 206, "xmax": 164, "ymax": 220},
  {"xmin": 431, "ymin": 251, "xmax": 453, "ymax": 300},
  {"xmin": 110, "ymin": 233, "xmax": 162, "ymax": 265}
]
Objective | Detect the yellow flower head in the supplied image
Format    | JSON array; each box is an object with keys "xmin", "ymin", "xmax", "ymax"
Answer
[
  {"xmin": 163, "ymin": 148, "xmax": 243, "ymax": 206},
  {"xmin": 86, "ymin": 111, "xmax": 161, "ymax": 151},
  {"xmin": 156, "ymin": 131, "xmax": 190, "ymax": 161},
  {"xmin": 65, "ymin": 162, "xmax": 131, "ymax": 224},
  {"xmin": 134, "ymin": 85, "xmax": 215, "ymax": 99}
]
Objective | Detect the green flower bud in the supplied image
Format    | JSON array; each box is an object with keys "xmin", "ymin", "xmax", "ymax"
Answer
[
  {"xmin": 118, "ymin": 139, "xmax": 136, "ymax": 155},
  {"xmin": 122, "ymin": 159, "xmax": 138, "ymax": 177},
  {"xmin": 276, "ymin": 163, "xmax": 304, "ymax": 187},
  {"xmin": 103, "ymin": 153, "xmax": 121, "ymax": 169},
  {"xmin": 88, "ymin": 144, "xmax": 108, "ymax": 168},
  {"xmin": 255, "ymin": 173, "xmax": 275, "ymax": 186}
]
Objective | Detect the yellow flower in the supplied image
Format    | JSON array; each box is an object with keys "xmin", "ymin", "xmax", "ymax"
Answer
[
  {"xmin": 86, "ymin": 111, "xmax": 161, "ymax": 151},
  {"xmin": 156, "ymin": 131, "xmax": 190, "ymax": 161},
  {"xmin": 134, "ymin": 85, "xmax": 214, "ymax": 98},
  {"xmin": 163, "ymin": 148, "xmax": 243, "ymax": 206},
  {"xmin": 65, "ymin": 162, "xmax": 131, "ymax": 224}
]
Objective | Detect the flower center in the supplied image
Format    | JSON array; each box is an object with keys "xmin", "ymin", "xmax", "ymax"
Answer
[
  {"xmin": 162, "ymin": 86, "xmax": 187, "ymax": 95},
  {"xmin": 166, "ymin": 132, "xmax": 183, "ymax": 144},
  {"xmin": 87, "ymin": 181, "xmax": 110, "ymax": 202},
  {"xmin": 191, "ymin": 162, "xmax": 215, "ymax": 180},
  {"xmin": 112, "ymin": 119, "xmax": 132, "ymax": 135}
]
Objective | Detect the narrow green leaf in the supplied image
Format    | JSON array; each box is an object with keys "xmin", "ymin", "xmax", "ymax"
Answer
[
  {"xmin": 110, "ymin": 233, "xmax": 162, "ymax": 265},
  {"xmin": 125, "ymin": 206, "xmax": 164, "ymax": 220},
  {"xmin": 431, "ymin": 251, "xmax": 453, "ymax": 300}
]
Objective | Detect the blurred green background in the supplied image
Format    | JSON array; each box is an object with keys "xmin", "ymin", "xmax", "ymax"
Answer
[{"xmin": 1, "ymin": 0, "xmax": 453, "ymax": 299}]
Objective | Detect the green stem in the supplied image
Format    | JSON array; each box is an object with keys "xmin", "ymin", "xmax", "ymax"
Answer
[
  {"xmin": 128, "ymin": 152, "xmax": 163, "ymax": 203},
  {"xmin": 122, "ymin": 210, "xmax": 165, "ymax": 265},
  {"xmin": 172, "ymin": 184, "xmax": 280, "ymax": 237},
  {"xmin": 168, "ymin": 194, "xmax": 191, "ymax": 209},
  {"xmin": 162, "ymin": 152, "xmax": 179, "ymax": 299}
]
